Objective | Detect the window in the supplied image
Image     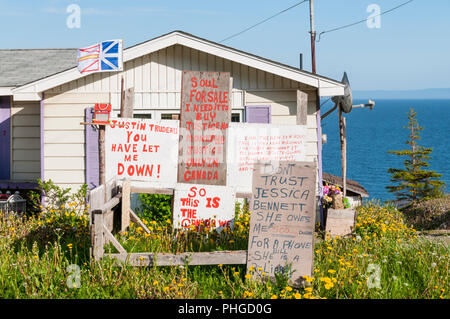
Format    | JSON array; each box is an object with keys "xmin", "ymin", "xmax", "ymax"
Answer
[
  {"xmin": 161, "ymin": 113, "xmax": 179, "ymax": 120},
  {"xmin": 245, "ymin": 105, "xmax": 271, "ymax": 123},
  {"xmin": 134, "ymin": 113, "xmax": 152, "ymax": 119},
  {"xmin": 231, "ymin": 113, "xmax": 241, "ymax": 123}
]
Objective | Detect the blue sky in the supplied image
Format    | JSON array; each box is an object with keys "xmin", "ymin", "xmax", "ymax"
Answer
[{"xmin": 1, "ymin": 0, "xmax": 449, "ymax": 90}]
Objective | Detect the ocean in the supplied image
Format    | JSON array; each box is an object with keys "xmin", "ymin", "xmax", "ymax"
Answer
[{"xmin": 321, "ymin": 99, "xmax": 450, "ymax": 202}]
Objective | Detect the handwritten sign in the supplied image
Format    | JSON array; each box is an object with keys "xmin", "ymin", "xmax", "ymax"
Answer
[
  {"xmin": 247, "ymin": 161, "xmax": 317, "ymax": 286},
  {"xmin": 178, "ymin": 71, "xmax": 231, "ymax": 186},
  {"xmin": 172, "ymin": 183, "xmax": 235, "ymax": 231},
  {"xmin": 105, "ymin": 118, "xmax": 179, "ymax": 187},
  {"xmin": 227, "ymin": 123, "xmax": 307, "ymax": 193}
]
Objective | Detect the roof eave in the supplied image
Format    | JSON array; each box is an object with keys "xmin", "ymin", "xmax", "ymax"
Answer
[{"xmin": 11, "ymin": 31, "xmax": 345, "ymax": 98}]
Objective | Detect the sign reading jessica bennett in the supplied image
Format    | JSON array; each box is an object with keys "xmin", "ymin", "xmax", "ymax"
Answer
[
  {"xmin": 178, "ymin": 71, "xmax": 231, "ymax": 186},
  {"xmin": 247, "ymin": 161, "xmax": 317, "ymax": 286},
  {"xmin": 105, "ymin": 118, "xmax": 179, "ymax": 187}
]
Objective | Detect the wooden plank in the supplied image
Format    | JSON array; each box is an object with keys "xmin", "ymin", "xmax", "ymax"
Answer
[
  {"xmin": 134, "ymin": 57, "xmax": 143, "ymax": 93},
  {"xmin": 108, "ymin": 250, "xmax": 248, "ymax": 266},
  {"xmin": 12, "ymin": 115, "xmax": 40, "ymax": 126},
  {"xmin": 44, "ymin": 143, "xmax": 84, "ymax": 157},
  {"xmin": 89, "ymin": 184, "xmax": 105, "ymax": 212},
  {"xmin": 236, "ymin": 192, "xmax": 252, "ymax": 199},
  {"xmin": 130, "ymin": 186, "xmax": 174, "ymax": 195},
  {"xmin": 325, "ymin": 208, "xmax": 356, "ymax": 238},
  {"xmin": 105, "ymin": 176, "xmax": 118, "ymax": 202},
  {"xmin": 44, "ymin": 157, "xmax": 84, "ymax": 170},
  {"xmin": 130, "ymin": 208, "xmax": 151, "ymax": 234},
  {"xmin": 13, "ymin": 149, "xmax": 40, "ymax": 161},
  {"xmin": 172, "ymin": 184, "xmax": 235, "ymax": 231},
  {"xmin": 11, "ymin": 103, "xmax": 40, "ymax": 115},
  {"xmin": 245, "ymin": 90, "xmax": 297, "ymax": 103},
  {"xmin": 142, "ymin": 54, "xmax": 151, "ymax": 93},
  {"xmin": 270, "ymin": 115, "xmax": 297, "ymax": 125},
  {"xmin": 121, "ymin": 179, "xmax": 131, "ymax": 233},
  {"xmin": 44, "ymin": 93, "xmax": 110, "ymax": 104},
  {"xmin": 96, "ymin": 194, "xmax": 121, "ymax": 214},
  {"xmin": 43, "ymin": 104, "xmax": 85, "ymax": 117},
  {"xmin": 12, "ymin": 126, "xmax": 40, "ymax": 138},
  {"xmin": 296, "ymin": 90, "xmax": 308, "ymax": 125},
  {"xmin": 12, "ymin": 161, "xmax": 40, "ymax": 173},
  {"xmin": 104, "ymin": 210, "xmax": 114, "ymax": 233},
  {"xmin": 178, "ymin": 71, "xmax": 231, "ymax": 186},
  {"xmin": 44, "ymin": 130, "xmax": 84, "ymax": 144},
  {"xmin": 44, "ymin": 117, "xmax": 85, "ymax": 131},
  {"xmin": 44, "ymin": 170, "xmax": 85, "ymax": 184},
  {"xmin": 11, "ymin": 172, "xmax": 40, "ymax": 180},
  {"xmin": 98, "ymin": 126, "xmax": 106, "ymax": 185},
  {"xmin": 247, "ymin": 161, "xmax": 317, "ymax": 287},
  {"xmin": 103, "ymin": 225, "xmax": 127, "ymax": 254},
  {"xmin": 92, "ymin": 211, "xmax": 104, "ymax": 261},
  {"xmin": 122, "ymin": 87, "xmax": 135, "ymax": 118},
  {"xmin": 13, "ymin": 138, "xmax": 40, "ymax": 149}
]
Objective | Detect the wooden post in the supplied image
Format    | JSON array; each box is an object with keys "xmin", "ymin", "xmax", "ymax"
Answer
[
  {"xmin": 339, "ymin": 106, "xmax": 347, "ymax": 196},
  {"xmin": 296, "ymin": 90, "xmax": 308, "ymax": 125},
  {"xmin": 92, "ymin": 210, "xmax": 104, "ymax": 261},
  {"xmin": 123, "ymin": 88, "xmax": 134, "ymax": 118},
  {"xmin": 120, "ymin": 76, "xmax": 125, "ymax": 117},
  {"xmin": 121, "ymin": 178, "xmax": 131, "ymax": 233},
  {"xmin": 98, "ymin": 126, "xmax": 106, "ymax": 200}
]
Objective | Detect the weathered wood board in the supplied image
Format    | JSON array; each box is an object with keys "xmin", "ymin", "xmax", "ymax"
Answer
[
  {"xmin": 325, "ymin": 208, "xmax": 355, "ymax": 238},
  {"xmin": 109, "ymin": 250, "xmax": 247, "ymax": 267},
  {"xmin": 172, "ymin": 183, "xmax": 235, "ymax": 231},
  {"xmin": 105, "ymin": 118, "xmax": 179, "ymax": 188},
  {"xmin": 178, "ymin": 71, "xmax": 231, "ymax": 185},
  {"xmin": 247, "ymin": 161, "xmax": 317, "ymax": 286}
]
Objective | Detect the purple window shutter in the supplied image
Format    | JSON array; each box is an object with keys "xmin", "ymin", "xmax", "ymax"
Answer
[
  {"xmin": 245, "ymin": 105, "xmax": 271, "ymax": 123},
  {"xmin": 85, "ymin": 107, "xmax": 99, "ymax": 189},
  {"xmin": 0, "ymin": 96, "xmax": 11, "ymax": 180}
]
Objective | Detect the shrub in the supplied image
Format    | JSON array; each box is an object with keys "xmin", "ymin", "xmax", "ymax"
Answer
[{"xmin": 137, "ymin": 194, "xmax": 172, "ymax": 223}]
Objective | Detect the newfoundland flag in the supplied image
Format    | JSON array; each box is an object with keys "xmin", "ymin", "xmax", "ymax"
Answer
[{"xmin": 77, "ymin": 39, "xmax": 123, "ymax": 74}]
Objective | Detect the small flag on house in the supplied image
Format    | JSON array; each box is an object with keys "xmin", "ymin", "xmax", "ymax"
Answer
[{"xmin": 77, "ymin": 39, "xmax": 123, "ymax": 74}]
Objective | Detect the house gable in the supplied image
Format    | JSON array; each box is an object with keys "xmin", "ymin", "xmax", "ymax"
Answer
[{"xmin": 11, "ymin": 31, "xmax": 344, "ymax": 100}]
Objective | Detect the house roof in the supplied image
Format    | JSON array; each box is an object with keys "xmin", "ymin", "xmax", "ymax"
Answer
[
  {"xmin": 322, "ymin": 172, "xmax": 369, "ymax": 198},
  {"xmin": 0, "ymin": 49, "xmax": 77, "ymax": 87},
  {"xmin": 8, "ymin": 30, "xmax": 345, "ymax": 100}
]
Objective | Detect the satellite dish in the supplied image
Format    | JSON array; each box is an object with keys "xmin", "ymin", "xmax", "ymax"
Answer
[{"xmin": 331, "ymin": 72, "xmax": 353, "ymax": 113}]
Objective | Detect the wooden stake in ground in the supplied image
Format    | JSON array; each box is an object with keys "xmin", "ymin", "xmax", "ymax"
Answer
[
  {"xmin": 98, "ymin": 126, "xmax": 106, "ymax": 187},
  {"xmin": 120, "ymin": 75, "xmax": 134, "ymax": 119},
  {"xmin": 339, "ymin": 106, "xmax": 347, "ymax": 197}
]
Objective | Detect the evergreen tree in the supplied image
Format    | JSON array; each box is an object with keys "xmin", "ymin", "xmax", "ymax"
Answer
[{"xmin": 386, "ymin": 108, "xmax": 445, "ymax": 203}]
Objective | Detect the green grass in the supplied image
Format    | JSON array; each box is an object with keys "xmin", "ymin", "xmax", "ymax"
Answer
[{"xmin": 0, "ymin": 201, "xmax": 448, "ymax": 299}]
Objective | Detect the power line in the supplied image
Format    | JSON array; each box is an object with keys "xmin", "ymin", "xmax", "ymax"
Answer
[
  {"xmin": 219, "ymin": 0, "xmax": 309, "ymax": 43},
  {"xmin": 317, "ymin": 0, "xmax": 414, "ymax": 42}
]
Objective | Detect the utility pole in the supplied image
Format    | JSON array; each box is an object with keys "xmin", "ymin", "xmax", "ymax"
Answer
[
  {"xmin": 308, "ymin": 0, "xmax": 324, "ymax": 228},
  {"xmin": 309, "ymin": 0, "xmax": 316, "ymax": 74}
]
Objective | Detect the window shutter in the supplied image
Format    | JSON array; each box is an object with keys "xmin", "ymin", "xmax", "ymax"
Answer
[
  {"xmin": 85, "ymin": 107, "xmax": 99, "ymax": 189},
  {"xmin": 245, "ymin": 105, "xmax": 271, "ymax": 123},
  {"xmin": 0, "ymin": 96, "xmax": 11, "ymax": 180}
]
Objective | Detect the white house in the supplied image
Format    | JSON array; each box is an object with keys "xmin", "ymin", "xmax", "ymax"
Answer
[{"xmin": 0, "ymin": 31, "xmax": 345, "ymax": 221}]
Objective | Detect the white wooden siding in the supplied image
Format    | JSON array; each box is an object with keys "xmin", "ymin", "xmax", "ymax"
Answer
[
  {"xmin": 43, "ymin": 93, "xmax": 109, "ymax": 190},
  {"xmin": 10, "ymin": 101, "xmax": 40, "ymax": 180},
  {"xmin": 42, "ymin": 44, "xmax": 320, "ymax": 195},
  {"xmin": 47, "ymin": 44, "xmax": 314, "ymax": 112}
]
